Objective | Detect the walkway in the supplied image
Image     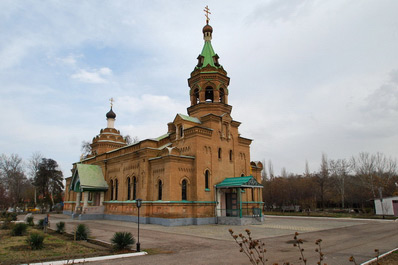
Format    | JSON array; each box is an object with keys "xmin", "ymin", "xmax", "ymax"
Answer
[{"xmin": 29, "ymin": 214, "xmax": 398, "ymax": 264}]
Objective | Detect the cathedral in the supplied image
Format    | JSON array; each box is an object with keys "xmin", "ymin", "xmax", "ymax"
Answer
[{"xmin": 64, "ymin": 13, "xmax": 264, "ymax": 226}]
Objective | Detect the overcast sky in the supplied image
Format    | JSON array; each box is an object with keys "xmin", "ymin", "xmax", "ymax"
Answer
[{"xmin": 1, "ymin": 0, "xmax": 398, "ymax": 178}]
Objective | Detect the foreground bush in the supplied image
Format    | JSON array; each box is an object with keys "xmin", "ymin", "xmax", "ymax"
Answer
[
  {"xmin": 26, "ymin": 216, "xmax": 34, "ymax": 226},
  {"xmin": 75, "ymin": 224, "xmax": 89, "ymax": 240},
  {"xmin": 12, "ymin": 223, "xmax": 28, "ymax": 236},
  {"xmin": 56, "ymin": 221, "xmax": 65, "ymax": 234},
  {"xmin": 26, "ymin": 233, "xmax": 44, "ymax": 250},
  {"xmin": 37, "ymin": 219, "xmax": 44, "ymax": 229},
  {"xmin": 1, "ymin": 217, "xmax": 12, "ymax": 230},
  {"xmin": 111, "ymin": 232, "xmax": 136, "ymax": 251}
]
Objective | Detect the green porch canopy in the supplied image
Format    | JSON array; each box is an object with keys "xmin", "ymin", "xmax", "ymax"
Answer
[
  {"xmin": 70, "ymin": 164, "xmax": 108, "ymax": 192},
  {"xmin": 216, "ymin": 176, "xmax": 263, "ymax": 189}
]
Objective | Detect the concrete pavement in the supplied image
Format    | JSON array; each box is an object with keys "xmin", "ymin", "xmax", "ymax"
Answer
[{"xmin": 25, "ymin": 214, "xmax": 398, "ymax": 264}]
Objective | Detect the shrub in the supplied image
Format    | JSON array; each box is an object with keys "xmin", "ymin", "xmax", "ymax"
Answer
[
  {"xmin": 111, "ymin": 232, "xmax": 136, "ymax": 251},
  {"xmin": 26, "ymin": 233, "xmax": 44, "ymax": 250},
  {"xmin": 56, "ymin": 221, "xmax": 65, "ymax": 234},
  {"xmin": 75, "ymin": 224, "xmax": 89, "ymax": 241},
  {"xmin": 1, "ymin": 217, "xmax": 12, "ymax": 230},
  {"xmin": 12, "ymin": 223, "xmax": 28, "ymax": 236},
  {"xmin": 26, "ymin": 216, "xmax": 34, "ymax": 226},
  {"xmin": 37, "ymin": 219, "xmax": 44, "ymax": 229}
]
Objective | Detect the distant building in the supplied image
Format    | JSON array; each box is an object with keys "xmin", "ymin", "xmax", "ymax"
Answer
[
  {"xmin": 374, "ymin": 196, "xmax": 398, "ymax": 216},
  {"xmin": 64, "ymin": 15, "xmax": 264, "ymax": 226}
]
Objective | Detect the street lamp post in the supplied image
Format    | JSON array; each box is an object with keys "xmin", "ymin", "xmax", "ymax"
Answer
[{"xmin": 136, "ymin": 199, "xmax": 142, "ymax": 252}]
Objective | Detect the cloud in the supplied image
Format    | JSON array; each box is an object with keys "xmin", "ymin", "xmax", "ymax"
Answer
[
  {"xmin": 71, "ymin": 67, "xmax": 113, "ymax": 83},
  {"xmin": 56, "ymin": 54, "xmax": 82, "ymax": 65}
]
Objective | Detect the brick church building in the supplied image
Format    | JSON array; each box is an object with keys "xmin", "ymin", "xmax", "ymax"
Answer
[{"xmin": 64, "ymin": 14, "xmax": 264, "ymax": 226}]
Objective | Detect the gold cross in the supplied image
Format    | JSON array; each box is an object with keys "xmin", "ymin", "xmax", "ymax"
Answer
[
  {"xmin": 109, "ymin": 97, "xmax": 114, "ymax": 108},
  {"xmin": 204, "ymin": 5, "xmax": 211, "ymax": 24}
]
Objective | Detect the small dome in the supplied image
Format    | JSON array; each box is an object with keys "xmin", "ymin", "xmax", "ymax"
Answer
[
  {"xmin": 106, "ymin": 107, "xmax": 116, "ymax": 119},
  {"xmin": 202, "ymin": 24, "xmax": 213, "ymax": 34}
]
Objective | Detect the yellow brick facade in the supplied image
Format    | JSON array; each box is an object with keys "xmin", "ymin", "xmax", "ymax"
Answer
[{"xmin": 64, "ymin": 20, "xmax": 263, "ymax": 226}]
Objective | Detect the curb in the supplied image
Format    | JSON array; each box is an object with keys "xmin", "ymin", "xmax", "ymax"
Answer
[
  {"xmin": 25, "ymin": 251, "xmax": 147, "ymax": 265},
  {"xmin": 264, "ymin": 215, "xmax": 397, "ymax": 222},
  {"xmin": 360, "ymin": 247, "xmax": 398, "ymax": 265}
]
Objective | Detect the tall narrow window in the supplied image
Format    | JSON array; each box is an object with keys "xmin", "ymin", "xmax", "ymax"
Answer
[
  {"xmin": 194, "ymin": 88, "xmax": 199, "ymax": 104},
  {"xmin": 179, "ymin": 125, "xmax": 184, "ymax": 138},
  {"xmin": 205, "ymin": 86, "xmax": 214, "ymax": 102},
  {"xmin": 251, "ymin": 188, "xmax": 255, "ymax": 201},
  {"xmin": 219, "ymin": 88, "xmax": 225, "ymax": 103},
  {"xmin": 133, "ymin": 177, "xmax": 137, "ymax": 200},
  {"xmin": 205, "ymin": 170, "xmax": 209, "ymax": 190},
  {"xmin": 115, "ymin": 179, "xmax": 119, "ymax": 201},
  {"xmin": 158, "ymin": 180, "xmax": 162, "ymax": 200},
  {"xmin": 182, "ymin": 179, "xmax": 187, "ymax": 201},
  {"xmin": 229, "ymin": 150, "xmax": 233, "ymax": 161},
  {"xmin": 218, "ymin": 148, "xmax": 222, "ymax": 159},
  {"xmin": 110, "ymin": 180, "xmax": 114, "ymax": 200},
  {"xmin": 127, "ymin": 177, "xmax": 131, "ymax": 200}
]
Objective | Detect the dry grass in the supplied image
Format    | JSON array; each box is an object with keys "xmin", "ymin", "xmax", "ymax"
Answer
[
  {"xmin": 0, "ymin": 227, "xmax": 111, "ymax": 265},
  {"xmin": 373, "ymin": 250, "xmax": 398, "ymax": 265}
]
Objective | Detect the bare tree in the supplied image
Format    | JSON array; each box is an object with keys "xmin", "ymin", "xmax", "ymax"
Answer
[
  {"xmin": 0, "ymin": 153, "xmax": 28, "ymax": 207},
  {"xmin": 315, "ymin": 153, "xmax": 329, "ymax": 210},
  {"xmin": 304, "ymin": 160, "xmax": 311, "ymax": 177},
  {"xmin": 329, "ymin": 158, "xmax": 350, "ymax": 208},
  {"xmin": 261, "ymin": 159, "xmax": 267, "ymax": 180},
  {"xmin": 27, "ymin": 152, "xmax": 43, "ymax": 179},
  {"xmin": 281, "ymin": 167, "xmax": 288, "ymax": 178},
  {"xmin": 351, "ymin": 152, "xmax": 398, "ymax": 199},
  {"xmin": 81, "ymin": 141, "xmax": 92, "ymax": 157},
  {"xmin": 268, "ymin": 160, "xmax": 274, "ymax": 179}
]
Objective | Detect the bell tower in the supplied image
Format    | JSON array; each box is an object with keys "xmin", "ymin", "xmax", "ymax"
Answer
[{"xmin": 187, "ymin": 6, "xmax": 232, "ymax": 118}]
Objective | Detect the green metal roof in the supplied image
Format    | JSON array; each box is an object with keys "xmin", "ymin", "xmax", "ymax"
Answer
[
  {"xmin": 216, "ymin": 176, "xmax": 263, "ymax": 188},
  {"xmin": 196, "ymin": 41, "xmax": 221, "ymax": 69},
  {"xmin": 70, "ymin": 164, "xmax": 108, "ymax": 192},
  {"xmin": 178, "ymin": 113, "xmax": 201, "ymax": 124},
  {"xmin": 153, "ymin": 133, "xmax": 170, "ymax": 141}
]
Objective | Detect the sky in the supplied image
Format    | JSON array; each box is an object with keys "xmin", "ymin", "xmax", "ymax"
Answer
[{"xmin": 1, "ymin": 0, "xmax": 398, "ymax": 178}]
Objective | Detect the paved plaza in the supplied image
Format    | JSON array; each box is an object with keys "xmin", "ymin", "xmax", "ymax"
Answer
[{"xmin": 29, "ymin": 214, "xmax": 398, "ymax": 264}]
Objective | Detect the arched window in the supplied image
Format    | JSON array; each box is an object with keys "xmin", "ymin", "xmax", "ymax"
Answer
[
  {"xmin": 127, "ymin": 177, "xmax": 131, "ymax": 200},
  {"xmin": 219, "ymin": 88, "xmax": 225, "ymax": 103},
  {"xmin": 241, "ymin": 173, "xmax": 245, "ymax": 177},
  {"xmin": 115, "ymin": 179, "xmax": 119, "ymax": 201},
  {"xmin": 110, "ymin": 180, "xmax": 114, "ymax": 200},
  {"xmin": 218, "ymin": 148, "xmax": 222, "ymax": 159},
  {"xmin": 229, "ymin": 150, "xmax": 233, "ymax": 161},
  {"xmin": 133, "ymin": 177, "xmax": 137, "ymax": 200},
  {"xmin": 194, "ymin": 88, "xmax": 199, "ymax": 104},
  {"xmin": 158, "ymin": 180, "xmax": 162, "ymax": 200},
  {"xmin": 179, "ymin": 125, "xmax": 184, "ymax": 138},
  {"xmin": 182, "ymin": 179, "xmax": 187, "ymax": 201},
  {"xmin": 205, "ymin": 170, "xmax": 210, "ymax": 190},
  {"xmin": 205, "ymin": 86, "xmax": 214, "ymax": 102}
]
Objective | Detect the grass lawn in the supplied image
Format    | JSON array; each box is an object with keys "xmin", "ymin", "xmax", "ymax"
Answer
[{"xmin": 0, "ymin": 226, "xmax": 112, "ymax": 265}]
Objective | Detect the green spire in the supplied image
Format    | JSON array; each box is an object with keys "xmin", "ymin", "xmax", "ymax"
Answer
[
  {"xmin": 195, "ymin": 25, "xmax": 222, "ymax": 70},
  {"xmin": 198, "ymin": 41, "xmax": 219, "ymax": 68}
]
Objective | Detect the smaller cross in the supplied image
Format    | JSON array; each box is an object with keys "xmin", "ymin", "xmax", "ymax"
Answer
[
  {"xmin": 204, "ymin": 5, "xmax": 211, "ymax": 24},
  {"xmin": 109, "ymin": 97, "xmax": 114, "ymax": 108}
]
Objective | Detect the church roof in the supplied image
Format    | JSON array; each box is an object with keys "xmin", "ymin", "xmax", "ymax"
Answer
[
  {"xmin": 70, "ymin": 164, "xmax": 108, "ymax": 192},
  {"xmin": 177, "ymin": 113, "xmax": 201, "ymax": 124},
  {"xmin": 216, "ymin": 176, "xmax": 263, "ymax": 188},
  {"xmin": 196, "ymin": 40, "xmax": 222, "ymax": 69}
]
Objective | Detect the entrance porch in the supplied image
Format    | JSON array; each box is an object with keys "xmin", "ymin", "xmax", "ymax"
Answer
[{"xmin": 215, "ymin": 176, "xmax": 264, "ymax": 225}]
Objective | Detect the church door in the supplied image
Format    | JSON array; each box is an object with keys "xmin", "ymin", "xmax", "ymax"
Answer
[{"xmin": 226, "ymin": 192, "xmax": 238, "ymax": 217}]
